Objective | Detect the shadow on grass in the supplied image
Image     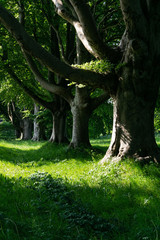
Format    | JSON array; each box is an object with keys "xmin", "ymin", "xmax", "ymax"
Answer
[
  {"xmin": 0, "ymin": 172, "xmax": 116, "ymax": 240},
  {"xmin": 1, "ymin": 166, "xmax": 160, "ymax": 240},
  {"xmin": 0, "ymin": 173, "xmax": 72, "ymax": 240}
]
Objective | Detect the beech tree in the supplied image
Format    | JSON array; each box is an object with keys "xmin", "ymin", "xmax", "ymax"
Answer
[
  {"xmin": 0, "ymin": 1, "xmax": 70, "ymax": 143},
  {"xmin": 0, "ymin": 0, "xmax": 160, "ymax": 162},
  {"xmin": 1, "ymin": 0, "xmax": 109, "ymax": 148}
]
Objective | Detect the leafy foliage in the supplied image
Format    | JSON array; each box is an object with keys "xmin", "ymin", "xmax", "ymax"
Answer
[
  {"xmin": 73, "ymin": 60, "xmax": 114, "ymax": 74},
  {"xmin": 89, "ymin": 0, "xmax": 124, "ymax": 46},
  {"xmin": 89, "ymin": 100, "xmax": 113, "ymax": 138}
]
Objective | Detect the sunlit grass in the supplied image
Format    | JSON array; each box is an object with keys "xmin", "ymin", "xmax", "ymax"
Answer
[
  {"xmin": 0, "ymin": 140, "xmax": 98, "ymax": 180},
  {"xmin": 0, "ymin": 139, "xmax": 43, "ymax": 150}
]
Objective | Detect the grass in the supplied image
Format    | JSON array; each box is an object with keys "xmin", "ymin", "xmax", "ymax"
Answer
[{"xmin": 1, "ymin": 122, "xmax": 160, "ymax": 239}]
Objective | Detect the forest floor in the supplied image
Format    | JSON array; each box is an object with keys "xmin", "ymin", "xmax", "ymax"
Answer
[{"xmin": 0, "ymin": 121, "xmax": 160, "ymax": 239}]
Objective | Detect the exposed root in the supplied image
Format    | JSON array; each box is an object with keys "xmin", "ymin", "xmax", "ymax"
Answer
[
  {"xmin": 134, "ymin": 155, "xmax": 160, "ymax": 165},
  {"xmin": 100, "ymin": 152, "xmax": 121, "ymax": 165},
  {"xmin": 100, "ymin": 156, "xmax": 121, "ymax": 165},
  {"xmin": 100, "ymin": 150, "xmax": 160, "ymax": 165}
]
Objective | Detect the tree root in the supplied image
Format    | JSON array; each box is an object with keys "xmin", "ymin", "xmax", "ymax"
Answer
[{"xmin": 100, "ymin": 152, "xmax": 160, "ymax": 165}]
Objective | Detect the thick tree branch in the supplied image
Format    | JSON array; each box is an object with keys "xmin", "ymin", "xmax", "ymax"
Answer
[
  {"xmin": 0, "ymin": 4, "xmax": 118, "ymax": 95},
  {"xmin": 3, "ymin": 63, "xmax": 56, "ymax": 111},
  {"xmin": 69, "ymin": 0, "xmax": 107, "ymax": 58},
  {"xmin": 22, "ymin": 51, "xmax": 73, "ymax": 104},
  {"xmin": 40, "ymin": 0, "xmax": 68, "ymax": 63},
  {"xmin": 120, "ymin": 0, "xmax": 149, "ymax": 40},
  {"xmin": 17, "ymin": 1, "xmax": 73, "ymax": 105},
  {"xmin": 52, "ymin": 0, "xmax": 77, "ymax": 24},
  {"xmin": 52, "ymin": 0, "xmax": 99, "ymax": 58},
  {"xmin": 52, "ymin": 0, "xmax": 120, "ymax": 62}
]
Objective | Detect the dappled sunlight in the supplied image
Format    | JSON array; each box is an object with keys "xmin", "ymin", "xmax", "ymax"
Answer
[
  {"xmin": 0, "ymin": 139, "xmax": 45, "ymax": 150},
  {"xmin": 0, "ymin": 160, "xmax": 36, "ymax": 178},
  {"xmin": 91, "ymin": 137, "xmax": 110, "ymax": 153},
  {"xmin": 0, "ymin": 139, "xmax": 98, "ymax": 180},
  {"xmin": 0, "ymin": 139, "xmax": 104, "ymax": 167},
  {"xmin": 91, "ymin": 137, "xmax": 110, "ymax": 146},
  {"xmin": 0, "ymin": 157, "xmax": 96, "ymax": 184}
]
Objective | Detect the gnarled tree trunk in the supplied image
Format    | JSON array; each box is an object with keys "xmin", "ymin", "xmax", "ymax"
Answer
[
  {"xmin": 101, "ymin": 34, "xmax": 160, "ymax": 163},
  {"xmin": 102, "ymin": 91, "xmax": 160, "ymax": 163}
]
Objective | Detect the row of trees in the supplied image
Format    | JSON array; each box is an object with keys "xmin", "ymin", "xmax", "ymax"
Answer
[
  {"xmin": 0, "ymin": 0, "xmax": 160, "ymax": 163},
  {"xmin": 0, "ymin": 0, "xmax": 114, "ymax": 145}
]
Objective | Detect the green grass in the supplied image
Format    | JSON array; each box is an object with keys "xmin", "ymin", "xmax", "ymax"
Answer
[{"xmin": 1, "ymin": 122, "xmax": 160, "ymax": 239}]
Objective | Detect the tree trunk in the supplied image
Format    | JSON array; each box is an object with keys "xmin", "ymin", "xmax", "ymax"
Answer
[
  {"xmin": 69, "ymin": 37, "xmax": 91, "ymax": 148},
  {"xmin": 101, "ymin": 94, "xmax": 160, "ymax": 163},
  {"xmin": 32, "ymin": 103, "xmax": 41, "ymax": 141},
  {"xmin": 22, "ymin": 117, "xmax": 32, "ymax": 140},
  {"xmin": 69, "ymin": 87, "xmax": 91, "ymax": 148},
  {"xmin": 101, "ymin": 36, "xmax": 160, "ymax": 163},
  {"xmin": 49, "ymin": 111, "xmax": 68, "ymax": 143},
  {"xmin": 49, "ymin": 96, "xmax": 69, "ymax": 143},
  {"xmin": 32, "ymin": 105, "xmax": 47, "ymax": 141}
]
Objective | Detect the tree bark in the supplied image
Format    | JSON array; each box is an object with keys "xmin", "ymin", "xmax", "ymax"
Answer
[
  {"xmin": 69, "ymin": 87, "xmax": 91, "ymax": 148},
  {"xmin": 32, "ymin": 103, "xmax": 41, "ymax": 141},
  {"xmin": 69, "ymin": 36, "xmax": 91, "ymax": 148},
  {"xmin": 101, "ymin": 92, "xmax": 160, "ymax": 163},
  {"xmin": 49, "ymin": 96, "xmax": 69, "ymax": 144},
  {"xmin": 22, "ymin": 117, "xmax": 32, "ymax": 140},
  {"xmin": 101, "ymin": 32, "xmax": 160, "ymax": 163},
  {"xmin": 49, "ymin": 112, "xmax": 68, "ymax": 143}
]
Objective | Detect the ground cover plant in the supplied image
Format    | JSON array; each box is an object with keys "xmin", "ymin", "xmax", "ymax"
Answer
[{"xmin": 1, "ymin": 122, "xmax": 160, "ymax": 239}]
